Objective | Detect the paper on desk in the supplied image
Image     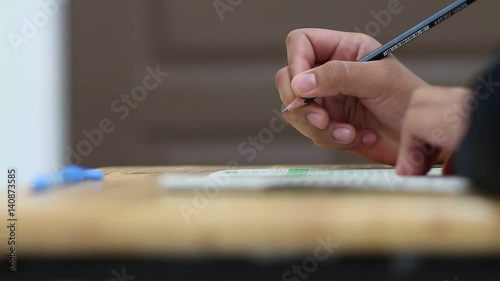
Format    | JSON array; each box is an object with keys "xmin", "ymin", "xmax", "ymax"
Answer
[{"xmin": 159, "ymin": 168, "xmax": 472, "ymax": 194}]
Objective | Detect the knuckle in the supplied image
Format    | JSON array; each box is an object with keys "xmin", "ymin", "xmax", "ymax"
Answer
[
  {"xmin": 285, "ymin": 30, "xmax": 298, "ymax": 46},
  {"xmin": 325, "ymin": 61, "xmax": 347, "ymax": 89},
  {"xmin": 285, "ymin": 29, "xmax": 306, "ymax": 47},
  {"xmin": 353, "ymin": 32, "xmax": 382, "ymax": 48},
  {"xmin": 354, "ymin": 32, "xmax": 372, "ymax": 42}
]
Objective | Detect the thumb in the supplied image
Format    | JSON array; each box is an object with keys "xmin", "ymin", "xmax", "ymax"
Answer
[{"xmin": 291, "ymin": 60, "xmax": 391, "ymax": 99}]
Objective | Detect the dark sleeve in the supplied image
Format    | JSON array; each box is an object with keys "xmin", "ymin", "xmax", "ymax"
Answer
[{"xmin": 455, "ymin": 60, "xmax": 500, "ymax": 193}]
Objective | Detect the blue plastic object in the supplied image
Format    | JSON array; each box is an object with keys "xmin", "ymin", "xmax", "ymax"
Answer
[
  {"xmin": 60, "ymin": 166, "xmax": 85, "ymax": 183},
  {"xmin": 32, "ymin": 165, "xmax": 104, "ymax": 192},
  {"xmin": 33, "ymin": 174, "xmax": 60, "ymax": 192},
  {"xmin": 83, "ymin": 169, "xmax": 105, "ymax": 180}
]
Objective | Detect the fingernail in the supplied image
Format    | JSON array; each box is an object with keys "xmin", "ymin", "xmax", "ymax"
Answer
[
  {"xmin": 332, "ymin": 127, "xmax": 352, "ymax": 142},
  {"xmin": 293, "ymin": 73, "xmax": 316, "ymax": 93},
  {"xmin": 306, "ymin": 113, "xmax": 323, "ymax": 129},
  {"xmin": 362, "ymin": 133, "xmax": 377, "ymax": 145}
]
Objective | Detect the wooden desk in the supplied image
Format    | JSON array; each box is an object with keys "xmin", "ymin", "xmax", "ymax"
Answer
[{"xmin": 6, "ymin": 165, "xmax": 500, "ymax": 259}]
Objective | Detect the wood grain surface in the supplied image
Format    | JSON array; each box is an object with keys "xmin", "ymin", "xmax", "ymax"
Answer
[{"xmin": 3, "ymin": 166, "xmax": 500, "ymax": 259}]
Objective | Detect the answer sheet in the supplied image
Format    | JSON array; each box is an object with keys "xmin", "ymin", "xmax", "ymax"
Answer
[{"xmin": 160, "ymin": 168, "xmax": 471, "ymax": 194}]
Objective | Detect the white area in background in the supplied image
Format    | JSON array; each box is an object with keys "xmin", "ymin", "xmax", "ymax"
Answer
[{"xmin": 0, "ymin": 1, "xmax": 68, "ymax": 186}]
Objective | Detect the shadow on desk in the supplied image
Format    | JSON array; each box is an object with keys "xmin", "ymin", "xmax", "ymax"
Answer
[{"xmin": 5, "ymin": 256, "xmax": 500, "ymax": 281}]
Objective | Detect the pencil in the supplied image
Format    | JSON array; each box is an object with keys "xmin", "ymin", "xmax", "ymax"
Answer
[{"xmin": 282, "ymin": 0, "xmax": 477, "ymax": 113}]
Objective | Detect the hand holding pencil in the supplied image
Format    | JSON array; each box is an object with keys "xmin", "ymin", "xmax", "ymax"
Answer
[
  {"xmin": 276, "ymin": 0, "xmax": 477, "ymax": 170},
  {"xmin": 276, "ymin": 29, "xmax": 428, "ymax": 165}
]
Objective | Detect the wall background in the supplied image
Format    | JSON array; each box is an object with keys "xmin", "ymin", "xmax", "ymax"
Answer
[{"xmin": 1, "ymin": 0, "xmax": 68, "ymax": 184}]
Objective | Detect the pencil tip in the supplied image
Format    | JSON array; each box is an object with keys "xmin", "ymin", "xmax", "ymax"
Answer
[{"xmin": 281, "ymin": 108, "xmax": 289, "ymax": 113}]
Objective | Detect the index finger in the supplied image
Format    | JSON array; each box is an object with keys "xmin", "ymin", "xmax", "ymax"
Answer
[{"xmin": 286, "ymin": 29, "xmax": 381, "ymax": 78}]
